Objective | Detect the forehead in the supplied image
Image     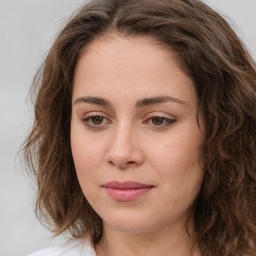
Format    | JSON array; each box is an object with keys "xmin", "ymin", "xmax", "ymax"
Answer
[{"xmin": 72, "ymin": 35, "xmax": 196, "ymax": 105}]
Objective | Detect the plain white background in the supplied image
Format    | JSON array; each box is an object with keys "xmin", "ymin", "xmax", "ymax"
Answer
[{"xmin": 0, "ymin": 1, "xmax": 255, "ymax": 255}]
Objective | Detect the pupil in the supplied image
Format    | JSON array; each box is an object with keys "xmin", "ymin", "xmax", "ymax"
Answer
[
  {"xmin": 92, "ymin": 116, "xmax": 103, "ymax": 125},
  {"xmin": 152, "ymin": 117, "xmax": 163, "ymax": 125}
]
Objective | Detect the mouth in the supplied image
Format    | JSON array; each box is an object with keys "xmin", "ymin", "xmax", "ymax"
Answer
[{"xmin": 103, "ymin": 181, "xmax": 155, "ymax": 202}]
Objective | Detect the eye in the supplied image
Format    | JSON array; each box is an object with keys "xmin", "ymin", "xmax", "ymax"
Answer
[
  {"xmin": 145, "ymin": 115, "xmax": 176, "ymax": 128},
  {"xmin": 82, "ymin": 115, "xmax": 110, "ymax": 128},
  {"xmin": 151, "ymin": 117, "xmax": 166, "ymax": 125},
  {"xmin": 89, "ymin": 116, "xmax": 104, "ymax": 125}
]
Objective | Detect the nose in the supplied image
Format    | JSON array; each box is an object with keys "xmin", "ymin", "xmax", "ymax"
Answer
[{"xmin": 105, "ymin": 124, "xmax": 144, "ymax": 169}]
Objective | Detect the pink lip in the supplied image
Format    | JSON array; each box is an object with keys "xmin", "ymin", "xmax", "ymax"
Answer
[{"xmin": 103, "ymin": 181, "xmax": 155, "ymax": 202}]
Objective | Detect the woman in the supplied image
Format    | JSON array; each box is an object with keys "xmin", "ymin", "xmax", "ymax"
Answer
[{"xmin": 24, "ymin": 0, "xmax": 256, "ymax": 255}]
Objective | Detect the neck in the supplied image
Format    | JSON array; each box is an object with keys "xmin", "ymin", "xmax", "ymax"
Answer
[{"xmin": 95, "ymin": 221, "xmax": 201, "ymax": 256}]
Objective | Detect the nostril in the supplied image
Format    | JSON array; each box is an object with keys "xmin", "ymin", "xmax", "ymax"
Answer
[
  {"xmin": 108, "ymin": 160, "xmax": 136, "ymax": 167},
  {"xmin": 127, "ymin": 161, "xmax": 136, "ymax": 165},
  {"xmin": 109, "ymin": 160, "xmax": 115, "ymax": 165}
]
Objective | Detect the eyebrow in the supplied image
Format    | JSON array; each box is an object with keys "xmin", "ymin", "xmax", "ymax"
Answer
[
  {"xmin": 74, "ymin": 96, "xmax": 110, "ymax": 106},
  {"xmin": 74, "ymin": 96, "xmax": 187, "ymax": 107},
  {"xmin": 136, "ymin": 96, "xmax": 186, "ymax": 107}
]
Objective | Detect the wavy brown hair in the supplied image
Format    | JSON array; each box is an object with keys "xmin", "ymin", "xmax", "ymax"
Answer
[{"xmin": 23, "ymin": 0, "xmax": 256, "ymax": 255}]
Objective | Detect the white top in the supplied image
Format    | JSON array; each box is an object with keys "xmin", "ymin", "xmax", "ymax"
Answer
[{"xmin": 27, "ymin": 238, "xmax": 96, "ymax": 256}]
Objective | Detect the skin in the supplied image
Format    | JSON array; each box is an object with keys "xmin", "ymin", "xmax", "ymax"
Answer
[{"xmin": 71, "ymin": 35, "xmax": 204, "ymax": 256}]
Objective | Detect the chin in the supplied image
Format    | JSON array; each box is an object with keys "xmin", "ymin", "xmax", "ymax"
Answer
[{"xmin": 101, "ymin": 209, "xmax": 169, "ymax": 234}]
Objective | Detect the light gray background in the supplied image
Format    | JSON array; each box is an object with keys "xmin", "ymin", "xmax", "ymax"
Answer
[{"xmin": 0, "ymin": 1, "xmax": 255, "ymax": 255}]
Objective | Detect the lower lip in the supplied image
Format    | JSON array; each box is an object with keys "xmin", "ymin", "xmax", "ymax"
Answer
[{"xmin": 104, "ymin": 187, "xmax": 153, "ymax": 202}]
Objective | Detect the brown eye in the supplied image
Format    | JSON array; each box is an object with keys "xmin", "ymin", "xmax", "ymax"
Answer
[
  {"xmin": 91, "ymin": 116, "xmax": 104, "ymax": 125},
  {"xmin": 82, "ymin": 115, "xmax": 110, "ymax": 130},
  {"xmin": 151, "ymin": 117, "xmax": 164, "ymax": 125},
  {"xmin": 146, "ymin": 116, "xmax": 176, "ymax": 128}
]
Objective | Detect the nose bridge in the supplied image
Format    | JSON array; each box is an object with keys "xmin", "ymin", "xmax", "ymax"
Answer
[
  {"xmin": 111, "ymin": 120, "xmax": 133, "ymax": 155},
  {"xmin": 105, "ymin": 119, "xmax": 143, "ymax": 168}
]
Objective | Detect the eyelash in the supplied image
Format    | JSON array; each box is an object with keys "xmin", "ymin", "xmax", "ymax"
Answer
[
  {"xmin": 144, "ymin": 116, "xmax": 176, "ymax": 127},
  {"xmin": 82, "ymin": 115, "xmax": 110, "ymax": 129},
  {"xmin": 82, "ymin": 115, "xmax": 176, "ymax": 130}
]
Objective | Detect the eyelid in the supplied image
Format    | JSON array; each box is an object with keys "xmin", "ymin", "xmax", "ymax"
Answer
[
  {"xmin": 82, "ymin": 111, "xmax": 110, "ymax": 119},
  {"xmin": 143, "ymin": 112, "xmax": 177, "ymax": 127},
  {"xmin": 82, "ymin": 112, "xmax": 112, "ymax": 129},
  {"xmin": 144, "ymin": 112, "xmax": 176, "ymax": 120}
]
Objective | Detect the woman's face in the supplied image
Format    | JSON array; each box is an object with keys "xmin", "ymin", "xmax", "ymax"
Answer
[{"xmin": 71, "ymin": 36, "xmax": 204, "ymax": 234}]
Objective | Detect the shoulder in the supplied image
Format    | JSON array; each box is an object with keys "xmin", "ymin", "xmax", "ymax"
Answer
[{"xmin": 27, "ymin": 238, "xmax": 96, "ymax": 256}]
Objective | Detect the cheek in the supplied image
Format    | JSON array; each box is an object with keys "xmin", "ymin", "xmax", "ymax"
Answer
[
  {"xmin": 71, "ymin": 139, "xmax": 105, "ymax": 175},
  {"xmin": 147, "ymin": 128, "xmax": 204, "ymax": 199},
  {"xmin": 71, "ymin": 137, "xmax": 106, "ymax": 202},
  {"xmin": 156, "ymin": 141, "xmax": 203, "ymax": 212},
  {"xmin": 70, "ymin": 122, "xmax": 106, "ymax": 182},
  {"xmin": 149, "ymin": 134, "xmax": 202, "ymax": 175}
]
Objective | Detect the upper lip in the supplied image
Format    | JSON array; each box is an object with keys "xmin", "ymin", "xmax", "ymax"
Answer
[{"xmin": 103, "ymin": 181, "xmax": 154, "ymax": 189}]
